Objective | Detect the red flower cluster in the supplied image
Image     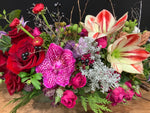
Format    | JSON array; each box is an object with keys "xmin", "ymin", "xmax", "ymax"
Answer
[
  {"xmin": 5, "ymin": 71, "xmax": 25, "ymax": 95},
  {"xmin": 7, "ymin": 37, "xmax": 45, "ymax": 74},
  {"xmin": 0, "ymin": 50, "xmax": 7, "ymax": 73},
  {"xmin": 32, "ymin": 3, "xmax": 44, "ymax": 14},
  {"xmin": 8, "ymin": 25, "xmax": 32, "ymax": 44},
  {"xmin": 0, "ymin": 21, "xmax": 45, "ymax": 95}
]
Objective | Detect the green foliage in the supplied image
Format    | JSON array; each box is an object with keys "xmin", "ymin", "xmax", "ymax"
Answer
[
  {"xmin": 80, "ymin": 96, "xmax": 88, "ymax": 112},
  {"xmin": 80, "ymin": 92, "xmax": 111, "ymax": 113},
  {"xmin": 55, "ymin": 96, "xmax": 61, "ymax": 105},
  {"xmin": 7, "ymin": 90, "xmax": 42, "ymax": 113},
  {"xmin": 119, "ymin": 72, "xmax": 130, "ymax": 84},
  {"xmin": 143, "ymin": 59, "xmax": 150, "ymax": 79},
  {"xmin": 0, "ymin": 35, "xmax": 12, "ymax": 53},
  {"xmin": 40, "ymin": 32, "xmax": 52, "ymax": 49},
  {"xmin": 18, "ymin": 68, "xmax": 43, "ymax": 90},
  {"xmin": 9, "ymin": 9, "xmax": 21, "ymax": 22},
  {"xmin": 144, "ymin": 43, "xmax": 150, "ymax": 52},
  {"xmin": 123, "ymin": 19, "xmax": 138, "ymax": 33}
]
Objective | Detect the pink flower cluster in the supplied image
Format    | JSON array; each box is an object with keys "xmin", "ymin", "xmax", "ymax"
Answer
[{"xmin": 106, "ymin": 81, "xmax": 141, "ymax": 106}]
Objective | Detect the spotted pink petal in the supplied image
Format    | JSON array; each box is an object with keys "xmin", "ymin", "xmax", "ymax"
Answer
[
  {"xmin": 47, "ymin": 43, "xmax": 64, "ymax": 65},
  {"xmin": 43, "ymin": 71, "xmax": 57, "ymax": 88},
  {"xmin": 36, "ymin": 43, "xmax": 76, "ymax": 88},
  {"xmin": 96, "ymin": 9, "xmax": 115, "ymax": 33}
]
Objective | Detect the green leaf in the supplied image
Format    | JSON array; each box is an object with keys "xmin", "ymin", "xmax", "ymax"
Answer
[
  {"xmin": 30, "ymin": 67, "xmax": 35, "ymax": 74},
  {"xmin": 3, "ymin": 24, "xmax": 9, "ymax": 30},
  {"xmin": 3, "ymin": 9, "xmax": 6, "ymax": 15},
  {"xmin": 31, "ymin": 78, "xmax": 41, "ymax": 90},
  {"xmin": 21, "ymin": 77, "xmax": 29, "ymax": 83},
  {"xmin": 0, "ymin": 35, "xmax": 11, "ymax": 53},
  {"xmin": 55, "ymin": 96, "xmax": 61, "ymax": 105},
  {"xmin": 9, "ymin": 9, "xmax": 21, "ymax": 22},
  {"xmin": 2, "ymin": 35, "xmax": 11, "ymax": 44},
  {"xmin": 0, "ymin": 14, "xmax": 3, "ymax": 19},
  {"xmin": 32, "ymin": 73, "xmax": 42, "ymax": 80},
  {"xmin": 18, "ymin": 72, "xmax": 28, "ymax": 78},
  {"xmin": 0, "ymin": 26, "xmax": 2, "ymax": 30}
]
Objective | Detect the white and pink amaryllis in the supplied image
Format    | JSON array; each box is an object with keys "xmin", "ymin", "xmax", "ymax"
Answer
[
  {"xmin": 36, "ymin": 43, "xmax": 76, "ymax": 88},
  {"xmin": 107, "ymin": 34, "xmax": 150, "ymax": 74},
  {"xmin": 82, "ymin": 9, "xmax": 127, "ymax": 48}
]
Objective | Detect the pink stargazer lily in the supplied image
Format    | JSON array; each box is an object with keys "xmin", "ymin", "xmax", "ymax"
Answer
[
  {"xmin": 107, "ymin": 34, "xmax": 150, "ymax": 74},
  {"xmin": 82, "ymin": 9, "xmax": 128, "ymax": 39}
]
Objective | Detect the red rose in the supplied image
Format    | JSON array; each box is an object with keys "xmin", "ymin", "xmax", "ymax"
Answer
[
  {"xmin": 0, "ymin": 50, "xmax": 8, "ymax": 73},
  {"xmin": 7, "ymin": 37, "xmax": 45, "ymax": 74},
  {"xmin": 69, "ymin": 72, "xmax": 86, "ymax": 89},
  {"xmin": 5, "ymin": 71, "xmax": 24, "ymax": 95},
  {"xmin": 8, "ymin": 25, "xmax": 32, "ymax": 44},
  {"xmin": 9, "ymin": 18, "xmax": 20, "ymax": 28},
  {"xmin": 61, "ymin": 90, "xmax": 77, "ymax": 108},
  {"xmin": 32, "ymin": 3, "xmax": 44, "ymax": 14}
]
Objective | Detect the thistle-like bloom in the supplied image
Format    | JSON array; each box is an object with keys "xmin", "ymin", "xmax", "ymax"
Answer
[
  {"xmin": 82, "ymin": 9, "xmax": 128, "ymax": 39},
  {"xmin": 36, "ymin": 43, "xmax": 76, "ymax": 88},
  {"xmin": 107, "ymin": 34, "xmax": 149, "ymax": 74}
]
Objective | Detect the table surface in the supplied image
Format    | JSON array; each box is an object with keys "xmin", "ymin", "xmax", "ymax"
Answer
[{"xmin": 1, "ymin": 83, "xmax": 150, "ymax": 113}]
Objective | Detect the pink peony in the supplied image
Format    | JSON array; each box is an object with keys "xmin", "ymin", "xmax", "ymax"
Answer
[
  {"xmin": 125, "ymin": 81, "xmax": 141, "ymax": 97},
  {"xmin": 61, "ymin": 90, "xmax": 77, "ymax": 108},
  {"xmin": 124, "ymin": 89, "xmax": 134, "ymax": 100},
  {"xmin": 106, "ymin": 87, "xmax": 126, "ymax": 106},
  {"xmin": 69, "ymin": 72, "xmax": 86, "ymax": 89},
  {"xmin": 36, "ymin": 43, "xmax": 76, "ymax": 88},
  {"xmin": 95, "ymin": 36, "xmax": 107, "ymax": 48}
]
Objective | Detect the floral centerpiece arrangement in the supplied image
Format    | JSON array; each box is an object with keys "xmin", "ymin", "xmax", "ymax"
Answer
[{"xmin": 0, "ymin": 1, "xmax": 150, "ymax": 113}]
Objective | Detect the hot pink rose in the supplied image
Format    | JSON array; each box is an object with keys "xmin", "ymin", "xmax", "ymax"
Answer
[
  {"xmin": 61, "ymin": 90, "xmax": 77, "ymax": 108},
  {"xmin": 69, "ymin": 72, "xmax": 86, "ymax": 89},
  {"xmin": 106, "ymin": 87, "xmax": 126, "ymax": 106}
]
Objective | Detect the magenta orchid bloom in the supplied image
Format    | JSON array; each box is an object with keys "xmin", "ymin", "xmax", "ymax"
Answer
[
  {"xmin": 36, "ymin": 43, "xmax": 76, "ymax": 88},
  {"xmin": 107, "ymin": 34, "xmax": 150, "ymax": 74},
  {"xmin": 82, "ymin": 9, "xmax": 128, "ymax": 39}
]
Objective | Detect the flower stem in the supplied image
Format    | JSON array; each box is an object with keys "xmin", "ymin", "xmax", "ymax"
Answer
[
  {"xmin": 41, "ymin": 14, "xmax": 56, "ymax": 36},
  {"xmin": 19, "ymin": 26, "xmax": 35, "ymax": 39}
]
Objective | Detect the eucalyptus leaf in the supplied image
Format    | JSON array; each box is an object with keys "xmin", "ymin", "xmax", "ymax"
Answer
[{"xmin": 9, "ymin": 9, "xmax": 21, "ymax": 22}]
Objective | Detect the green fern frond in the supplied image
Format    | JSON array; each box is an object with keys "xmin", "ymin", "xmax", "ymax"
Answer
[
  {"xmin": 9, "ymin": 90, "xmax": 42, "ymax": 113},
  {"xmin": 80, "ymin": 96, "xmax": 88, "ymax": 112}
]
